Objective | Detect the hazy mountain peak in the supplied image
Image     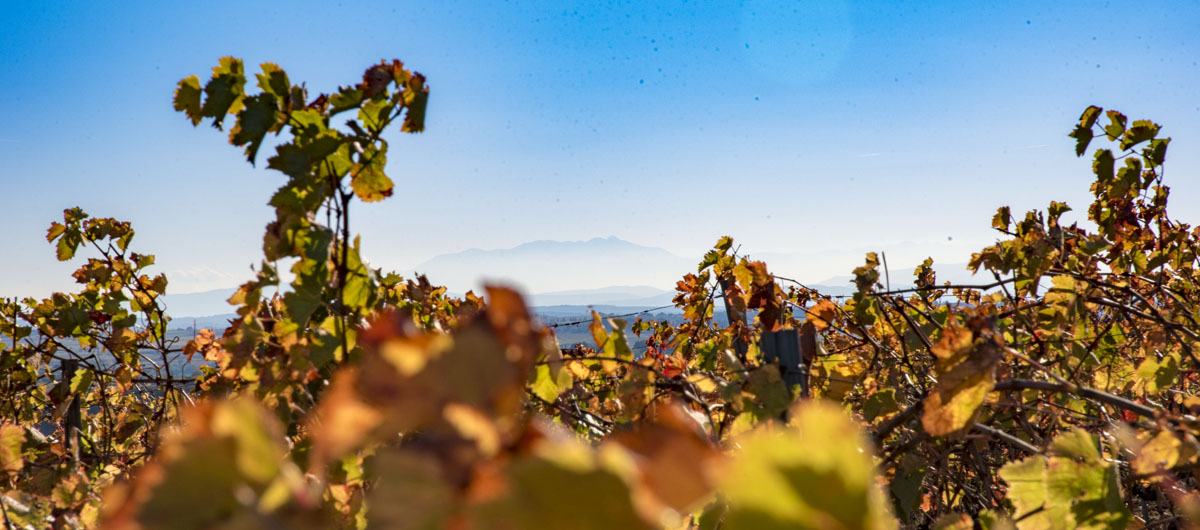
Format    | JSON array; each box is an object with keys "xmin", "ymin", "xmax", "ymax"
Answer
[{"xmin": 412, "ymin": 237, "xmax": 691, "ymax": 294}]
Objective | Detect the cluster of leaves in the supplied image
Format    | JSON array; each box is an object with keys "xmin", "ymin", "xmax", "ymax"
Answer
[{"xmin": 4, "ymin": 55, "xmax": 1200, "ymax": 530}]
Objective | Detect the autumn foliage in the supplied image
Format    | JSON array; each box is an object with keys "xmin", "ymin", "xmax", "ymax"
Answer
[{"xmin": 2, "ymin": 58, "xmax": 1200, "ymax": 530}]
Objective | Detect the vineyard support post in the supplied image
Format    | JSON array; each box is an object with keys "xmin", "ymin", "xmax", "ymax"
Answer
[
  {"xmin": 62, "ymin": 359, "xmax": 81, "ymax": 465},
  {"xmin": 761, "ymin": 328, "xmax": 809, "ymax": 399}
]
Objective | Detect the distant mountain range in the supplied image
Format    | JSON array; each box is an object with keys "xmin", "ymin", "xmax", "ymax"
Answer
[
  {"xmin": 158, "ymin": 236, "xmax": 986, "ymax": 324},
  {"xmin": 408, "ymin": 236, "xmax": 695, "ymax": 295},
  {"xmin": 159, "ymin": 288, "xmax": 239, "ymax": 318},
  {"xmin": 527, "ymin": 285, "xmax": 676, "ymax": 307}
]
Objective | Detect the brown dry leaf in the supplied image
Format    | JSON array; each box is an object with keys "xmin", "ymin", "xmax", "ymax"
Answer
[
  {"xmin": 799, "ymin": 320, "xmax": 819, "ymax": 365},
  {"xmin": 182, "ymin": 328, "xmax": 215, "ymax": 363},
  {"xmin": 612, "ymin": 402, "xmax": 722, "ymax": 514},
  {"xmin": 307, "ymin": 367, "xmax": 383, "ymax": 473},
  {"xmin": 809, "ymin": 299, "xmax": 838, "ymax": 332},
  {"xmin": 318, "ymin": 286, "xmax": 543, "ymax": 465},
  {"xmin": 932, "ymin": 512, "xmax": 973, "ymax": 530},
  {"xmin": 105, "ymin": 328, "xmax": 140, "ymax": 355}
]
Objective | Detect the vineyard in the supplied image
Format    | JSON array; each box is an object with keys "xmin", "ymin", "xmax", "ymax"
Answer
[{"xmin": 2, "ymin": 58, "xmax": 1199, "ymax": 529}]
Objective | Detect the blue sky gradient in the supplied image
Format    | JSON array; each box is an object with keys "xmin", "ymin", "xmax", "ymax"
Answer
[{"xmin": 2, "ymin": 1, "xmax": 1199, "ymax": 296}]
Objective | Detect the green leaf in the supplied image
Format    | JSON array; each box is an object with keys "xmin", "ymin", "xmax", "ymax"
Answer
[
  {"xmin": 230, "ymin": 93, "xmax": 279, "ymax": 164},
  {"xmin": 1078, "ymin": 105, "xmax": 1102, "ymax": 129},
  {"xmin": 469, "ymin": 441, "xmax": 654, "ymax": 529},
  {"xmin": 698, "ymin": 249, "xmax": 722, "ymax": 272},
  {"xmin": 254, "ymin": 62, "xmax": 291, "ymax": 99},
  {"xmin": 1143, "ymin": 138, "xmax": 1170, "ymax": 166},
  {"xmin": 719, "ymin": 400, "xmax": 896, "ymax": 530},
  {"xmin": 978, "ymin": 509, "xmax": 1015, "ymax": 530},
  {"xmin": 329, "ymin": 85, "xmax": 364, "ymax": 116},
  {"xmin": 715, "ymin": 236, "xmax": 734, "ymax": 252},
  {"xmin": 602, "ymin": 318, "xmax": 634, "ymax": 362},
  {"xmin": 350, "ymin": 157, "xmax": 394, "ymax": 202},
  {"xmin": 288, "ymin": 108, "xmax": 327, "ymax": 135},
  {"xmin": 357, "ymin": 98, "xmax": 393, "ymax": 133},
  {"xmin": 173, "ymin": 75, "xmax": 203, "ymax": 125},
  {"xmin": 1120, "ymin": 119, "xmax": 1160, "ymax": 151},
  {"xmin": 1044, "ymin": 275, "xmax": 1080, "ymax": 319},
  {"xmin": 743, "ymin": 365, "xmax": 791, "ymax": 421},
  {"xmin": 401, "ymin": 77, "xmax": 428, "ymax": 133},
  {"xmin": 340, "ymin": 237, "xmax": 375, "ymax": 311},
  {"xmin": 992, "ymin": 206, "xmax": 1011, "ymax": 231},
  {"xmin": 1135, "ymin": 352, "xmax": 1180, "ymax": 395},
  {"xmin": 890, "ymin": 454, "xmax": 927, "ymax": 520},
  {"xmin": 1068, "ymin": 125, "xmax": 1093, "ymax": 157},
  {"xmin": 199, "ymin": 56, "xmax": 246, "ymax": 129},
  {"xmin": 1092, "ymin": 149, "xmax": 1114, "ymax": 185},
  {"xmin": 266, "ymin": 144, "xmax": 313, "ymax": 182},
  {"xmin": 69, "ymin": 369, "xmax": 93, "ymax": 395},
  {"xmin": 210, "ymin": 399, "xmax": 285, "ymax": 484},
  {"xmin": 998, "ymin": 429, "xmax": 1130, "ymax": 530},
  {"xmin": 55, "ymin": 230, "xmax": 81, "ymax": 261},
  {"xmin": 364, "ymin": 451, "xmax": 456, "ymax": 529},
  {"xmin": 64, "ymin": 207, "xmax": 88, "ymax": 223},
  {"xmin": 862, "ymin": 388, "xmax": 899, "ymax": 423},
  {"xmin": 1047, "ymin": 201, "xmax": 1071, "ymax": 221},
  {"xmin": 134, "ymin": 440, "xmax": 241, "ymax": 528},
  {"xmin": 46, "ymin": 222, "xmax": 66, "ymax": 243},
  {"xmin": 1103, "ymin": 110, "xmax": 1126, "ymax": 140},
  {"xmin": 530, "ymin": 363, "xmax": 572, "ymax": 402},
  {"xmin": 282, "ymin": 281, "xmax": 322, "ymax": 328}
]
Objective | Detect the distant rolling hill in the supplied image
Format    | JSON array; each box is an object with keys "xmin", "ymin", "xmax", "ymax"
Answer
[
  {"xmin": 527, "ymin": 285, "xmax": 677, "ymax": 307},
  {"xmin": 159, "ymin": 235, "xmax": 906, "ymax": 328},
  {"xmin": 159, "ymin": 288, "xmax": 238, "ymax": 318},
  {"xmin": 408, "ymin": 236, "xmax": 695, "ymax": 295}
]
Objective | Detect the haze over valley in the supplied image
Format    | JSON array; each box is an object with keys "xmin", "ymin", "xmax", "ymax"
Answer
[{"xmin": 160, "ymin": 235, "xmax": 982, "ymax": 323}]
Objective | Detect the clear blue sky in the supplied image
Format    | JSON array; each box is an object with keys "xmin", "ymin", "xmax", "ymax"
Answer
[{"xmin": 3, "ymin": 0, "xmax": 1199, "ymax": 297}]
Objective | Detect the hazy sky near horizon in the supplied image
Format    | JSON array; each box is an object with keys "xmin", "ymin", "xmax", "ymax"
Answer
[{"xmin": 2, "ymin": 1, "xmax": 1199, "ymax": 297}]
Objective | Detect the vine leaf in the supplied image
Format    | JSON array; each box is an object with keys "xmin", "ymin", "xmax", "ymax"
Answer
[
  {"xmin": 1068, "ymin": 125, "xmax": 1094, "ymax": 157},
  {"xmin": 612, "ymin": 402, "xmax": 721, "ymax": 513},
  {"xmin": 0, "ymin": 424, "xmax": 24, "ymax": 473},
  {"xmin": 921, "ymin": 319, "xmax": 1004, "ymax": 437},
  {"xmin": 998, "ymin": 429, "xmax": 1130, "ymax": 530},
  {"xmin": 933, "ymin": 513, "xmax": 973, "ymax": 530},
  {"xmin": 100, "ymin": 399, "xmax": 303, "ymax": 529},
  {"xmin": 199, "ymin": 56, "xmax": 246, "ymax": 129},
  {"xmin": 717, "ymin": 400, "xmax": 896, "ymax": 530},
  {"xmin": 1126, "ymin": 429, "xmax": 1190, "ymax": 481},
  {"xmin": 1103, "ymin": 110, "xmax": 1126, "ymax": 141},
  {"xmin": 230, "ymin": 93, "xmax": 279, "ymax": 164},
  {"xmin": 1135, "ymin": 351, "xmax": 1180, "ymax": 395},
  {"xmin": 173, "ymin": 75, "xmax": 203, "ymax": 125},
  {"xmin": 1079, "ymin": 105, "xmax": 1103, "ymax": 129},
  {"xmin": 530, "ymin": 362, "xmax": 572, "ymax": 402},
  {"xmin": 808, "ymin": 299, "xmax": 838, "ymax": 332},
  {"xmin": 1120, "ymin": 119, "xmax": 1160, "ymax": 151}
]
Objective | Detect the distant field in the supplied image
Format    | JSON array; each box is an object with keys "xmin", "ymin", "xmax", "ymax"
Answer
[{"xmin": 167, "ymin": 308, "xmax": 722, "ymax": 357}]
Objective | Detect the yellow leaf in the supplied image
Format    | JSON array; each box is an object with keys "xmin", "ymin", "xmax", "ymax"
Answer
[
  {"xmin": 1131, "ymin": 429, "xmax": 1187, "ymax": 481},
  {"xmin": 0, "ymin": 424, "xmax": 25, "ymax": 473},
  {"xmin": 922, "ymin": 320, "xmax": 1004, "ymax": 437},
  {"xmin": 717, "ymin": 400, "xmax": 896, "ymax": 530}
]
